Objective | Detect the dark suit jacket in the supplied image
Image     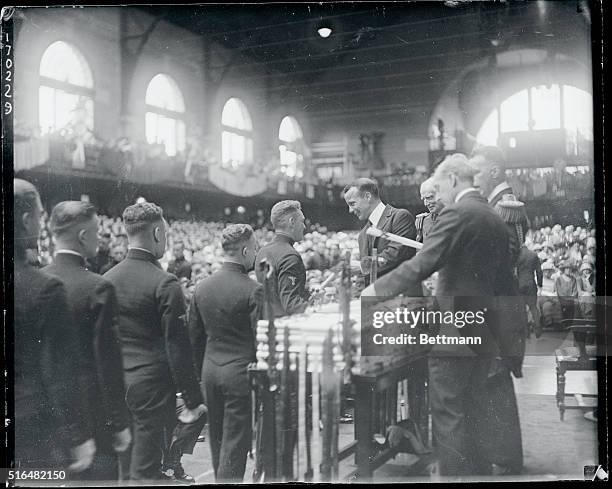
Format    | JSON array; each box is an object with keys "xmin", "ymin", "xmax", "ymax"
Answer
[
  {"xmin": 14, "ymin": 258, "xmax": 91, "ymax": 459},
  {"xmin": 43, "ymin": 253, "xmax": 130, "ymax": 435},
  {"xmin": 517, "ymin": 246, "xmax": 543, "ymax": 292},
  {"xmin": 255, "ymin": 234, "xmax": 309, "ymax": 317},
  {"xmin": 188, "ymin": 262, "xmax": 263, "ymax": 382},
  {"xmin": 358, "ymin": 204, "xmax": 417, "ymax": 282},
  {"xmin": 167, "ymin": 257, "xmax": 192, "ymax": 280},
  {"xmin": 89, "ymin": 249, "xmax": 110, "ymax": 274},
  {"xmin": 372, "ymin": 191, "xmax": 522, "ymax": 358},
  {"xmin": 104, "ymin": 248, "xmax": 203, "ymax": 409}
]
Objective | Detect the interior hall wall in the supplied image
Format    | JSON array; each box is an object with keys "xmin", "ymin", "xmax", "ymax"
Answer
[
  {"xmin": 123, "ymin": 9, "xmax": 207, "ymax": 147},
  {"xmin": 14, "ymin": 7, "xmax": 122, "ymax": 141},
  {"xmin": 309, "ymin": 112, "xmax": 431, "ymax": 177},
  {"xmin": 428, "ymin": 51, "xmax": 593, "ymax": 145}
]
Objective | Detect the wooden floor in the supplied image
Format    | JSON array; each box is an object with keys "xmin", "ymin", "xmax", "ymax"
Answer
[{"xmin": 182, "ymin": 328, "xmax": 599, "ymax": 483}]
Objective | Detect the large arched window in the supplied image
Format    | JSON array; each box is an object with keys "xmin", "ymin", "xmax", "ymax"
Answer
[
  {"xmin": 476, "ymin": 84, "xmax": 593, "ymax": 156},
  {"xmin": 39, "ymin": 41, "xmax": 94, "ymax": 134},
  {"xmin": 145, "ymin": 74, "xmax": 186, "ymax": 157},
  {"xmin": 278, "ymin": 116, "xmax": 304, "ymax": 178},
  {"xmin": 221, "ymin": 98, "xmax": 253, "ymax": 168}
]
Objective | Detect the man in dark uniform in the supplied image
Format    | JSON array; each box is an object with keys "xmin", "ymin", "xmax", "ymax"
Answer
[
  {"xmin": 104, "ymin": 202, "xmax": 206, "ymax": 483},
  {"xmin": 471, "ymin": 145, "xmax": 529, "ymax": 263},
  {"xmin": 343, "ymin": 178, "xmax": 417, "ymax": 284},
  {"xmin": 255, "ymin": 200, "xmax": 312, "ymax": 317},
  {"xmin": 43, "ymin": 201, "xmax": 132, "ymax": 482},
  {"xmin": 189, "ymin": 224, "xmax": 263, "ymax": 482},
  {"xmin": 167, "ymin": 240, "xmax": 192, "ymax": 280},
  {"xmin": 13, "ymin": 179, "xmax": 96, "ymax": 473},
  {"xmin": 517, "ymin": 243, "xmax": 543, "ymax": 338},
  {"xmin": 470, "ymin": 146, "xmax": 526, "ymax": 475},
  {"xmin": 362, "ymin": 155, "xmax": 523, "ymax": 478},
  {"xmin": 415, "ymin": 177, "xmax": 445, "ymax": 243},
  {"xmin": 89, "ymin": 232, "xmax": 111, "ymax": 274}
]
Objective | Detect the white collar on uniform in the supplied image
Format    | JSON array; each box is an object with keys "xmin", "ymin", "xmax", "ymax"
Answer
[
  {"xmin": 455, "ymin": 187, "xmax": 478, "ymax": 203},
  {"xmin": 55, "ymin": 249, "xmax": 85, "ymax": 259},
  {"xmin": 487, "ymin": 182, "xmax": 512, "ymax": 203},
  {"xmin": 368, "ymin": 201, "xmax": 387, "ymax": 227},
  {"xmin": 128, "ymin": 246, "xmax": 155, "ymax": 257}
]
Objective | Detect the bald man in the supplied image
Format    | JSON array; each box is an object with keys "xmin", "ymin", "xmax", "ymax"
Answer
[{"xmin": 415, "ymin": 178, "xmax": 445, "ymax": 243}]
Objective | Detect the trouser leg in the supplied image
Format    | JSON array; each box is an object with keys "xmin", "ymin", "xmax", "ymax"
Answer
[
  {"xmin": 475, "ymin": 368, "xmax": 523, "ymax": 474},
  {"xmin": 216, "ymin": 394, "xmax": 252, "ymax": 482},
  {"xmin": 125, "ymin": 379, "xmax": 175, "ymax": 482},
  {"xmin": 163, "ymin": 412, "xmax": 206, "ymax": 471},
  {"xmin": 204, "ymin": 380, "xmax": 223, "ymax": 478},
  {"xmin": 428, "ymin": 356, "xmax": 488, "ymax": 478}
]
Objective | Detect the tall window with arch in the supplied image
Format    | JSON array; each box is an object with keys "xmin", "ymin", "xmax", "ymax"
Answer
[
  {"xmin": 278, "ymin": 116, "xmax": 305, "ymax": 178},
  {"xmin": 145, "ymin": 74, "xmax": 186, "ymax": 157},
  {"xmin": 39, "ymin": 41, "xmax": 94, "ymax": 134},
  {"xmin": 476, "ymin": 84, "xmax": 593, "ymax": 158},
  {"xmin": 221, "ymin": 97, "xmax": 253, "ymax": 169}
]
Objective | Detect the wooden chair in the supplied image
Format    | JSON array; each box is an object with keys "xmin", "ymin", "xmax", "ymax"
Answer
[{"xmin": 555, "ymin": 319, "xmax": 597, "ymax": 421}]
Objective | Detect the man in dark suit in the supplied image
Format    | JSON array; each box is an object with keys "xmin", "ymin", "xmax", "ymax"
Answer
[
  {"xmin": 167, "ymin": 240, "xmax": 192, "ymax": 280},
  {"xmin": 362, "ymin": 155, "xmax": 524, "ymax": 478},
  {"xmin": 89, "ymin": 232, "xmax": 111, "ymax": 274},
  {"xmin": 255, "ymin": 200, "xmax": 313, "ymax": 317},
  {"xmin": 13, "ymin": 179, "xmax": 96, "ymax": 473},
  {"xmin": 343, "ymin": 178, "xmax": 417, "ymax": 284},
  {"xmin": 189, "ymin": 224, "xmax": 263, "ymax": 482},
  {"xmin": 517, "ymin": 244, "xmax": 543, "ymax": 337},
  {"xmin": 104, "ymin": 202, "xmax": 206, "ymax": 483},
  {"xmin": 43, "ymin": 201, "xmax": 132, "ymax": 482}
]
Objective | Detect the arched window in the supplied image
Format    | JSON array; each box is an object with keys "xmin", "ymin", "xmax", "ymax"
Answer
[
  {"xmin": 145, "ymin": 74, "xmax": 186, "ymax": 157},
  {"xmin": 278, "ymin": 116, "xmax": 304, "ymax": 178},
  {"xmin": 476, "ymin": 84, "xmax": 593, "ymax": 155},
  {"xmin": 221, "ymin": 98, "xmax": 253, "ymax": 168},
  {"xmin": 39, "ymin": 41, "xmax": 94, "ymax": 134}
]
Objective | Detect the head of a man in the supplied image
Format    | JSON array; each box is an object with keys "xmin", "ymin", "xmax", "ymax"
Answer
[
  {"xmin": 98, "ymin": 232, "xmax": 112, "ymax": 253},
  {"xmin": 111, "ymin": 242, "xmax": 128, "ymax": 263},
  {"xmin": 222, "ymin": 224, "xmax": 258, "ymax": 272},
  {"xmin": 122, "ymin": 202, "xmax": 167, "ymax": 259},
  {"xmin": 420, "ymin": 177, "xmax": 444, "ymax": 214},
  {"xmin": 14, "ymin": 179, "xmax": 44, "ymax": 253},
  {"xmin": 343, "ymin": 178, "xmax": 381, "ymax": 222},
  {"xmin": 270, "ymin": 200, "xmax": 306, "ymax": 242},
  {"xmin": 173, "ymin": 240, "xmax": 185, "ymax": 260},
  {"xmin": 49, "ymin": 201, "xmax": 100, "ymax": 259},
  {"xmin": 432, "ymin": 153, "xmax": 478, "ymax": 205},
  {"xmin": 470, "ymin": 146, "xmax": 507, "ymax": 198}
]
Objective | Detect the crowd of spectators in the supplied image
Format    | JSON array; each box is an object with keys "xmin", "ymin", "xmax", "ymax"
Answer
[
  {"xmin": 524, "ymin": 224, "xmax": 596, "ymax": 321},
  {"xmin": 506, "ymin": 166, "xmax": 593, "ymax": 201}
]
